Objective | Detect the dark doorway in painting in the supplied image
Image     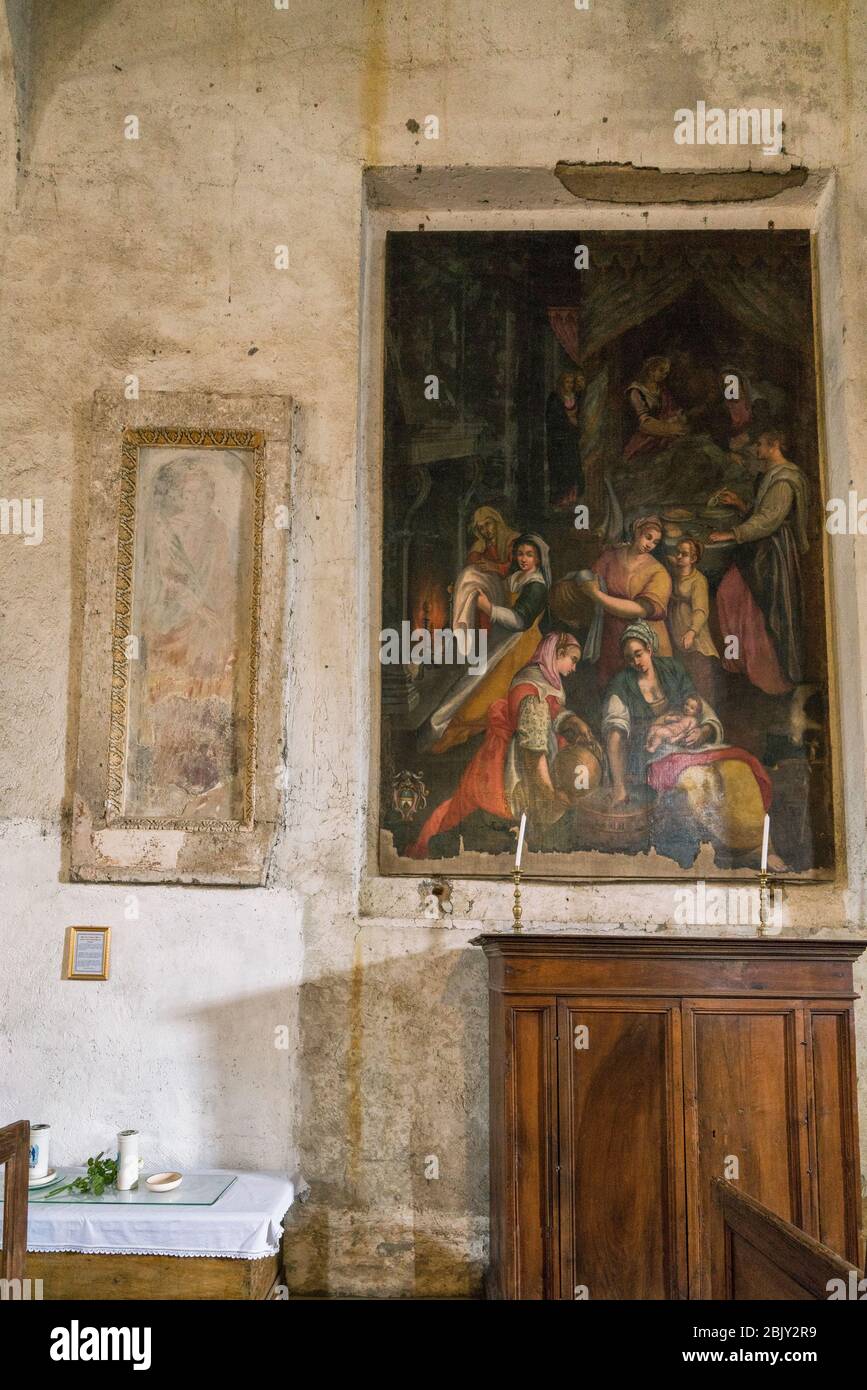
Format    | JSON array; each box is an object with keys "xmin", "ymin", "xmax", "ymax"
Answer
[{"xmin": 378, "ymin": 230, "xmax": 835, "ymax": 880}]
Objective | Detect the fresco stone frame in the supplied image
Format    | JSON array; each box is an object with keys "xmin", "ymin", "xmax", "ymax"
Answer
[{"xmin": 71, "ymin": 390, "xmax": 291, "ymax": 885}]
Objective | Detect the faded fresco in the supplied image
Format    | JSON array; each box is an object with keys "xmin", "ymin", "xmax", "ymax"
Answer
[
  {"xmin": 124, "ymin": 447, "xmax": 254, "ymax": 822},
  {"xmin": 379, "ymin": 230, "xmax": 836, "ymax": 879}
]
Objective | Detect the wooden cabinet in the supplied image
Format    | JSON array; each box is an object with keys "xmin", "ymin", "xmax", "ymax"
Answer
[{"xmin": 473, "ymin": 934, "xmax": 864, "ymax": 1301}]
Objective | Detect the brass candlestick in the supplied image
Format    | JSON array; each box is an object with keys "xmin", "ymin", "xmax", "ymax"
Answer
[
  {"xmin": 758, "ymin": 870, "xmax": 776, "ymax": 936},
  {"xmin": 512, "ymin": 868, "xmax": 523, "ymax": 932}
]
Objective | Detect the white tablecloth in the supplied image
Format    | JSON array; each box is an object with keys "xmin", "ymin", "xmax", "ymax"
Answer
[{"xmin": 26, "ymin": 1169, "xmax": 302, "ymax": 1259}]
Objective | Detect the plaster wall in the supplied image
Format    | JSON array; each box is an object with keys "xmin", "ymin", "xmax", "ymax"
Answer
[{"xmin": 0, "ymin": 0, "xmax": 865, "ymax": 1295}]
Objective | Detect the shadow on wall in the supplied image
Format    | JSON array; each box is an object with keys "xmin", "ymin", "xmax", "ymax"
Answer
[
  {"xmin": 284, "ymin": 936, "xmax": 490, "ymax": 1299},
  {"xmin": 181, "ymin": 985, "xmax": 296, "ymax": 1174},
  {"xmin": 16, "ymin": 0, "xmax": 128, "ymax": 162}
]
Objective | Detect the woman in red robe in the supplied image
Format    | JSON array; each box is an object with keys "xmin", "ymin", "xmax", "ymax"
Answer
[
  {"xmin": 406, "ymin": 632, "xmax": 589, "ymax": 859},
  {"xmin": 623, "ymin": 355, "xmax": 688, "ymax": 460}
]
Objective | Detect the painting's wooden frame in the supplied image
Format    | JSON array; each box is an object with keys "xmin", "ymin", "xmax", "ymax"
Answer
[
  {"xmin": 71, "ymin": 390, "xmax": 291, "ymax": 885},
  {"xmin": 375, "ymin": 229, "xmax": 840, "ymax": 883}
]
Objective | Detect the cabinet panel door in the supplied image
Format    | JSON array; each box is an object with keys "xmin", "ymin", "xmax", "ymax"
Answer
[
  {"xmin": 805, "ymin": 1006, "xmax": 861, "ymax": 1264},
  {"xmin": 494, "ymin": 997, "xmax": 557, "ymax": 1299},
  {"xmin": 558, "ymin": 1000, "xmax": 686, "ymax": 1301},
  {"xmin": 683, "ymin": 1000, "xmax": 810, "ymax": 1299}
]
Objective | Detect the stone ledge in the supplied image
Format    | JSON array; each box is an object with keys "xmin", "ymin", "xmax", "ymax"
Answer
[{"xmin": 555, "ymin": 162, "xmax": 809, "ymax": 204}]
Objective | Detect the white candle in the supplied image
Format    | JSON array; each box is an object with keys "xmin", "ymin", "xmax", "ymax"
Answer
[
  {"xmin": 515, "ymin": 812, "xmax": 527, "ymax": 869},
  {"xmin": 116, "ymin": 1129, "xmax": 141, "ymax": 1191},
  {"xmin": 760, "ymin": 814, "xmax": 770, "ymax": 874}
]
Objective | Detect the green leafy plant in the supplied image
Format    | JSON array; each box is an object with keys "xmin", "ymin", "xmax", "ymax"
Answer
[{"xmin": 50, "ymin": 1151, "xmax": 118, "ymax": 1198}]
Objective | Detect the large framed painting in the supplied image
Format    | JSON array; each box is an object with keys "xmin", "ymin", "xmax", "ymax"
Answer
[
  {"xmin": 72, "ymin": 390, "xmax": 291, "ymax": 884},
  {"xmin": 378, "ymin": 229, "xmax": 839, "ymax": 880}
]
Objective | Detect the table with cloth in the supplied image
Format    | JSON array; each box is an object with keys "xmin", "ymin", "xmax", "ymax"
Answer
[{"xmin": 16, "ymin": 1169, "xmax": 301, "ymax": 1300}]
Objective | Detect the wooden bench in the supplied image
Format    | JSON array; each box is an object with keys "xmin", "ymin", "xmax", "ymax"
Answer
[{"xmin": 715, "ymin": 1179, "xmax": 865, "ymax": 1300}]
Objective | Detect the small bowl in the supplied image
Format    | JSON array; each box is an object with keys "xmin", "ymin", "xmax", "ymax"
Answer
[
  {"xmin": 700, "ymin": 504, "xmax": 738, "ymax": 522},
  {"xmin": 146, "ymin": 1171, "xmax": 183, "ymax": 1192}
]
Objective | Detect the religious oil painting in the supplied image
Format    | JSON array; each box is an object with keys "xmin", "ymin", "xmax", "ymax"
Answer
[
  {"xmin": 108, "ymin": 430, "xmax": 263, "ymax": 827},
  {"xmin": 378, "ymin": 230, "xmax": 839, "ymax": 880}
]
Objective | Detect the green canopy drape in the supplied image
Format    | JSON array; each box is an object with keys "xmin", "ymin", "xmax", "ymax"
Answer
[{"xmin": 567, "ymin": 243, "xmax": 811, "ymax": 530}]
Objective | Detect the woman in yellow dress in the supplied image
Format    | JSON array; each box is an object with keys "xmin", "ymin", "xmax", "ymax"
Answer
[
  {"xmin": 583, "ymin": 515, "xmax": 673, "ymax": 688},
  {"xmin": 667, "ymin": 535, "xmax": 721, "ymax": 703},
  {"xmin": 429, "ymin": 533, "xmax": 550, "ymax": 754}
]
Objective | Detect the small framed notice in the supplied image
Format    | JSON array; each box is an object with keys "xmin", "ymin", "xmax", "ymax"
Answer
[{"xmin": 64, "ymin": 926, "xmax": 111, "ymax": 981}]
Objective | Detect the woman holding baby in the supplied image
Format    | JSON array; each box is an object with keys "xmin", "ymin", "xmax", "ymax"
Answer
[
  {"xmin": 601, "ymin": 620, "xmax": 781, "ymax": 867},
  {"xmin": 602, "ymin": 621, "xmax": 722, "ymax": 807}
]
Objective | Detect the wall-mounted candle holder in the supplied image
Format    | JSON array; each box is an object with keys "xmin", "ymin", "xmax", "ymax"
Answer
[{"xmin": 512, "ymin": 868, "xmax": 523, "ymax": 932}]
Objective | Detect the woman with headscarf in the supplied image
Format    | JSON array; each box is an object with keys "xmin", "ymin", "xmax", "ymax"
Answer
[
  {"xmin": 602, "ymin": 621, "xmax": 781, "ymax": 866},
  {"xmin": 430, "ymin": 533, "xmax": 552, "ymax": 753},
  {"xmin": 407, "ymin": 632, "xmax": 599, "ymax": 858},
  {"xmin": 450, "ymin": 506, "xmax": 519, "ymax": 633},
  {"xmin": 581, "ymin": 514, "xmax": 673, "ymax": 689},
  {"xmin": 602, "ymin": 620, "xmax": 721, "ymax": 804}
]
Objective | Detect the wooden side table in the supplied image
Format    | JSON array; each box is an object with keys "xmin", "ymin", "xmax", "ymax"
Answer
[{"xmin": 26, "ymin": 1247, "xmax": 284, "ymax": 1300}]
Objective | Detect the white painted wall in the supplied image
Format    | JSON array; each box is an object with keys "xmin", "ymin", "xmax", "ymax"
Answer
[{"xmin": 0, "ymin": 822, "xmax": 303, "ymax": 1175}]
